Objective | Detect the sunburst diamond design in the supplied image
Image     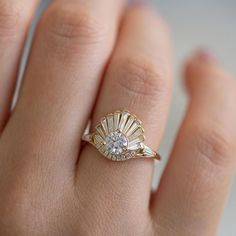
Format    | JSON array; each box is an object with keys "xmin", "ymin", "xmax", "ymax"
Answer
[{"xmin": 92, "ymin": 110, "xmax": 145, "ymax": 161}]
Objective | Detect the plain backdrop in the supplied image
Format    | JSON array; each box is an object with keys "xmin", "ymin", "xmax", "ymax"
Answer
[{"xmin": 22, "ymin": 1, "xmax": 235, "ymax": 235}]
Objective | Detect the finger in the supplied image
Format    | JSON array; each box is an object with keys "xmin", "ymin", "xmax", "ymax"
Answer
[
  {"xmin": 0, "ymin": 0, "xmax": 39, "ymax": 133},
  {"xmin": 1, "ymin": 0, "xmax": 125, "ymax": 170},
  {"xmin": 77, "ymin": 5, "xmax": 172, "ymax": 229},
  {"xmin": 152, "ymin": 51, "xmax": 236, "ymax": 235}
]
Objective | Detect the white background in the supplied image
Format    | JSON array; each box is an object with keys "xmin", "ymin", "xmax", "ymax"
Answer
[{"xmin": 35, "ymin": 1, "xmax": 236, "ymax": 235}]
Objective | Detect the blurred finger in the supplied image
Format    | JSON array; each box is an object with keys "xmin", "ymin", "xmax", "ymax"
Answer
[{"xmin": 152, "ymin": 51, "xmax": 236, "ymax": 235}]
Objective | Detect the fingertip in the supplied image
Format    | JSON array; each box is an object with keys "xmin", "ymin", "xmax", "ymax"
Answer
[
  {"xmin": 194, "ymin": 49, "xmax": 218, "ymax": 62},
  {"xmin": 185, "ymin": 49, "xmax": 218, "ymax": 73},
  {"xmin": 183, "ymin": 49, "xmax": 220, "ymax": 93}
]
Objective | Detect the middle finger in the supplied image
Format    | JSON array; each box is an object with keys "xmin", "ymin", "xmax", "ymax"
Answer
[{"xmin": 1, "ymin": 0, "xmax": 125, "ymax": 171}]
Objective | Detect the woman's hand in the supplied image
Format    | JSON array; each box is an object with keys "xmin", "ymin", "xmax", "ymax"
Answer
[{"xmin": 0, "ymin": 1, "xmax": 236, "ymax": 235}]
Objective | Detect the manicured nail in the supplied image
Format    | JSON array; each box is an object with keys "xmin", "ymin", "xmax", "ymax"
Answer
[{"xmin": 196, "ymin": 49, "xmax": 218, "ymax": 63}]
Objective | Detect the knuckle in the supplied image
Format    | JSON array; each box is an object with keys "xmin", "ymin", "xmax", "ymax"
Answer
[
  {"xmin": 115, "ymin": 57, "xmax": 169, "ymax": 98},
  {"xmin": 41, "ymin": 4, "xmax": 107, "ymax": 50},
  {"xmin": 0, "ymin": 2, "xmax": 25, "ymax": 36},
  {"xmin": 192, "ymin": 124, "xmax": 234, "ymax": 167}
]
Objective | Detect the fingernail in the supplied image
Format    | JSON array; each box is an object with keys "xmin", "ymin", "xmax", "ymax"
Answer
[{"xmin": 195, "ymin": 49, "xmax": 218, "ymax": 63}]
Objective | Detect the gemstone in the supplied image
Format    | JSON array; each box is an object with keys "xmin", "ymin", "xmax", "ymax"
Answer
[
  {"xmin": 143, "ymin": 146, "xmax": 154, "ymax": 156},
  {"xmin": 105, "ymin": 131, "xmax": 128, "ymax": 155}
]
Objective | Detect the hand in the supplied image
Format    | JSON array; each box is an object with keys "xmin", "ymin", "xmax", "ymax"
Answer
[{"xmin": 0, "ymin": 1, "xmax": 235, "ymax": 235}]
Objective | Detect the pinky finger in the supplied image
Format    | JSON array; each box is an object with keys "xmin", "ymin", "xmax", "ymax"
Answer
[{"xmin": 152, "ymin": 51, "xmax": 236, "ymax": 235}]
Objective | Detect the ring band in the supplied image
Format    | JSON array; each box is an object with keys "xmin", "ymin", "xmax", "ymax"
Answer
[{"xmin": 82, "ymin": 110, "xmax": 161, "ymax": 162}]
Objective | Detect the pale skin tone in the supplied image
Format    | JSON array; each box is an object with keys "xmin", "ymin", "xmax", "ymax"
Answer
[{"xmin": 0, "ymin": 0, "xmax": 236, "ymax": 235}]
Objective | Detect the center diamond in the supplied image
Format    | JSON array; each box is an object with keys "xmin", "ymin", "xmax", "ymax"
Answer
[{"xmin": 105, "ymin": 131, "xmax": 128, "ymax": 155}]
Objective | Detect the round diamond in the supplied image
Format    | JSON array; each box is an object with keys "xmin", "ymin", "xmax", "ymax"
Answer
[{"xmin": 105, "ymin": 131, "xmax": 128, "ymax": 155}]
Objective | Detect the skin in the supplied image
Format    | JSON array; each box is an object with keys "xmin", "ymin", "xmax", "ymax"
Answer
[{"xmin": 0, "ymin": 1, "xmax": 236, "ymax": 235}]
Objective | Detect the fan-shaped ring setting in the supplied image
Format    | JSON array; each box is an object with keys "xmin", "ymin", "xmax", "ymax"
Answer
[{"xmin": 82, "ymin": 110, "xmax": 161, "ymax": 161}]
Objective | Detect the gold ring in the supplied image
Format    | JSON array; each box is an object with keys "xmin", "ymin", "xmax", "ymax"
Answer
[{"xmin": 82, "ymin": 110, "xmax": 161, "ymax": 161}]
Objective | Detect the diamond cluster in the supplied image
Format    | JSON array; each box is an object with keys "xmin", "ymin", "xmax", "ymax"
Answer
[{"xmin": 93, "ymin": 111, "xmax": 145, "ymax": 161}]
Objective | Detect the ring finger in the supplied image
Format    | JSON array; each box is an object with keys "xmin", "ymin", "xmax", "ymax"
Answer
[{"xmin": 77, "ymin": 4, "xmax": 172, "ymax": 233}]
